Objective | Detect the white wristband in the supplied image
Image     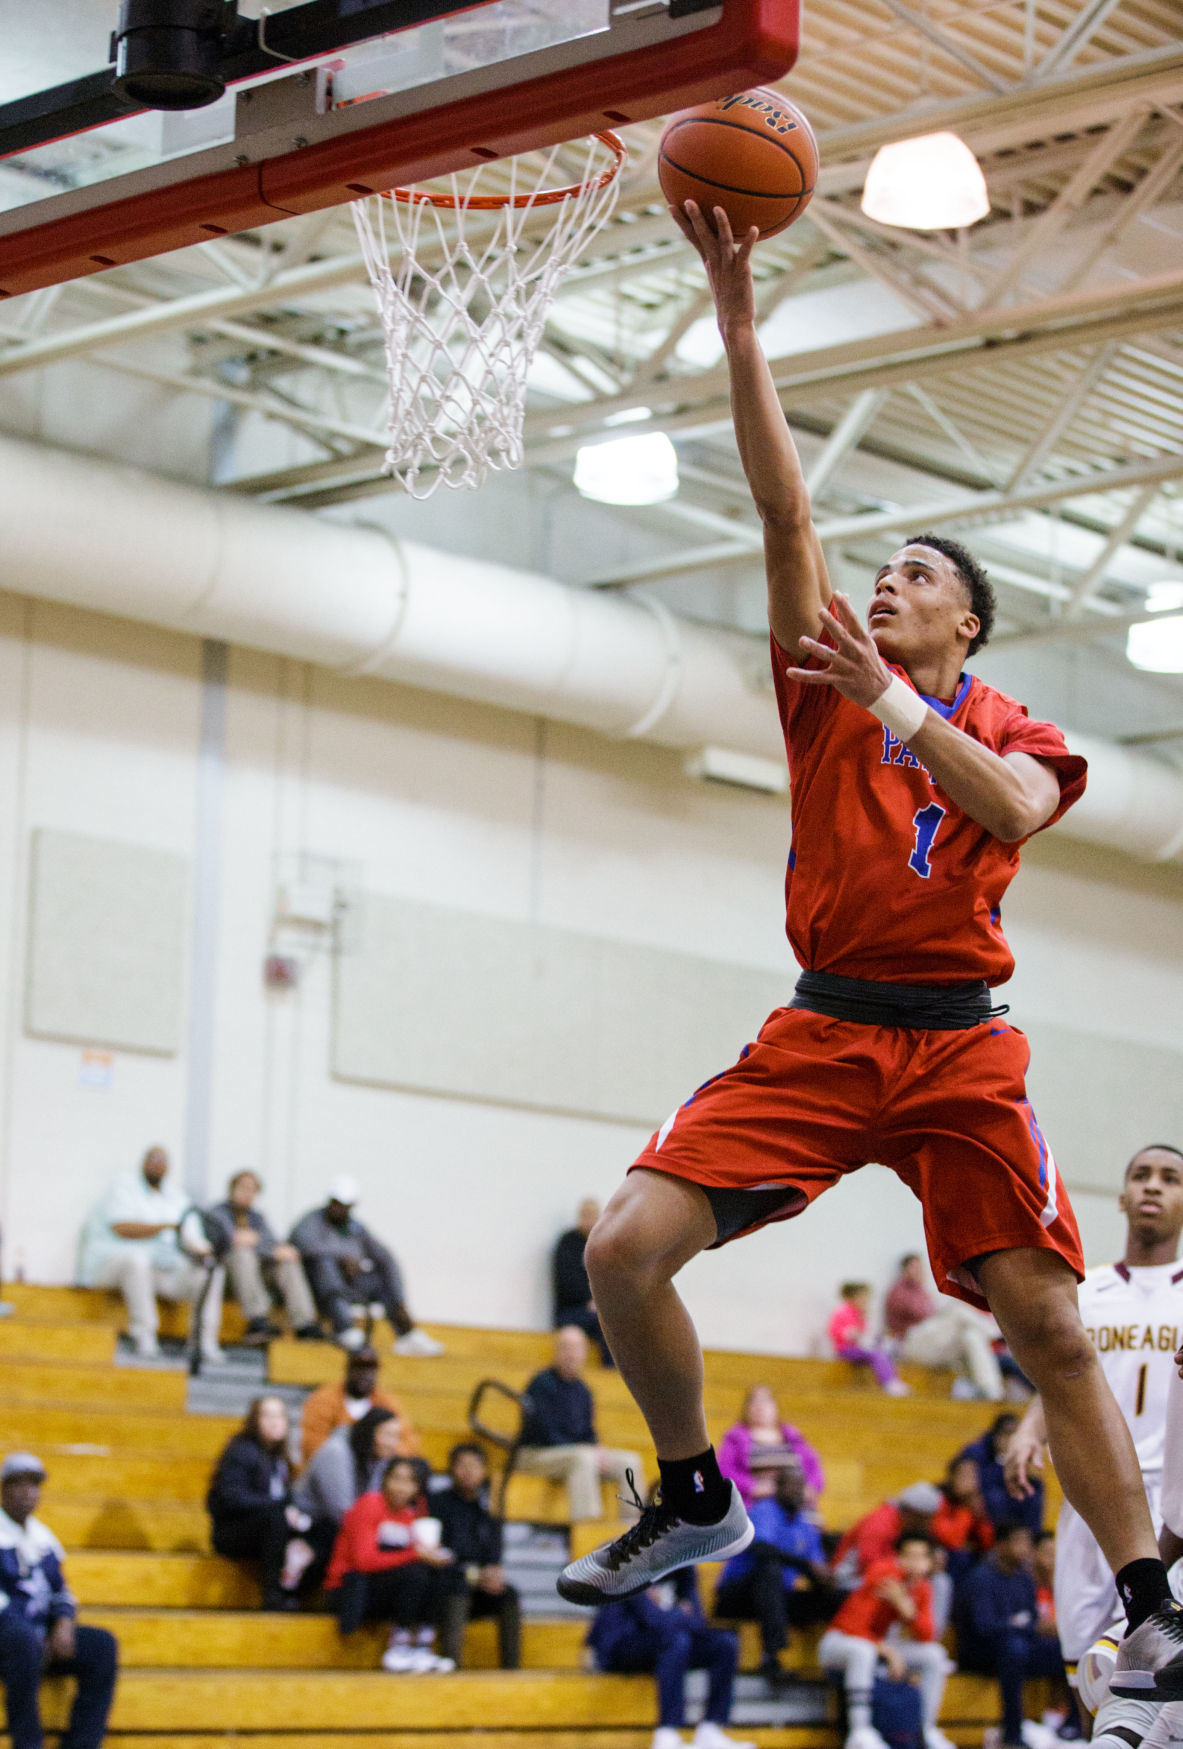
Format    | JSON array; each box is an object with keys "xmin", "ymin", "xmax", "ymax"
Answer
[{"xmin": 868, "ymin": 675, "xmax": 929, "ymax": 741}]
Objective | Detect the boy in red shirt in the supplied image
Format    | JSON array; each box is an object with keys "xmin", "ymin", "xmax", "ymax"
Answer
[
  {"xmin": 328, "ymin": 1457, "xmax": 465, "ymax": 1672},
  {"xmin": 819, "ymin": 1532, "xmax": 953, "ymax": 1749}
]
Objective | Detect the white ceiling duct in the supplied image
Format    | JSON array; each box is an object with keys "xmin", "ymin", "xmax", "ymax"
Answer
[{"xmin": 1, "ymin": 431, "xmax": 1181, "ymax": 866}]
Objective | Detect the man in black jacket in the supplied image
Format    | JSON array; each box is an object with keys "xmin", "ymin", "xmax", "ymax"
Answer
[
  {"xmin": 552, "ymin": 1199, "xmax": 613, "ymax": 1365},
  {"xmin": 515, "ymin": 1327, "xmax": 643, "ymax": 1522},
  {"xmin": 205, "ymin": 1171, "xmax": 320, "ymax": 1344},
  {"xmin": 434, "ymin": 1445, "xmax": 521, "ymax": 1668}
]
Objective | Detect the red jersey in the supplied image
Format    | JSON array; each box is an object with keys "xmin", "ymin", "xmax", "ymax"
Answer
[
  {"xmin": 831, "ymin": 1556, "xmax": 935, "ymax": 1643},
  {"xmin": 770, "ymin": 634, "xmax": 1087, "ymax": 986},
  {"xmin": 931, "ymin": 1496, "xmax": 994, "ymax": 1556},
  {"xmin": 326, "ymin": 1493, "xmax": 422, "ymax": 1590}
]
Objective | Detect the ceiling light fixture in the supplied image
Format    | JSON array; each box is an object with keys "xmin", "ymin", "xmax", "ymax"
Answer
[
  {"xmin": 861, "ymin": 132, "xmax": 990, "ymax": 231},
  {"xmin": 574, "ymin": 432, "xmax": 679, "ymax": 506},
  {"xmin": 1145, "ymin": 582, "xmax": 1183, "ymax": 613},
  {"xmin": 1127, "ymin": 616, "xmax": 1183, "ymax": 673}
]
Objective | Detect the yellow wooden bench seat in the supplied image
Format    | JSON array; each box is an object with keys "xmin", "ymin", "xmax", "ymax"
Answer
[{"xmin": 26, "ymin": 1667, "xmax": 1013, "ymax": 1734}]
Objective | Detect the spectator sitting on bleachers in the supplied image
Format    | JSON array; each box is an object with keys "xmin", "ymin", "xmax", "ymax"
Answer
[
  {"xmin": 884, "ymin": 1254, "xmax": 1005, "ymax": 1402},
  {"xmin": 828, "ymin": 1283, "xmax": 909, "ymax": 1397},
  {"xmin": 553, "ymin": 1198, "xmax": 612, "ymax": 1366},
  {"xmin": 953, "ymin": 1522, "xmax": 1066, "ymax": 1749},
  {"xmin": 208, "ymin": 1395, "xmax": 335, "ymax": 1611},
  {"xmin": 932, "ymin": 1455, "xmax": 994, "ymax": 1594},
  {"xmin": 834, "ymin": 1483, "xmax": 942, "ymax": 1584},
  {"xmin": 300, "ymin": 1344, "xmax": 420, "ymax": 1466},
  {"xmin": 818, "ymin": 1531, "xmax": 954, "ymax": 1749},
  {"xmin": 713, "ymin": 1451, "xmax": 840, "ymax": 1688},
  {"xmin": 290, "ymin": 1175, "xmax": 443, "ymax": 1357},
  {"xmin": 295, "ymin": 1406, "xmax": 408, "ymax": 1528},
  {"xmin": 77, "ymin": 1144, "xmax": 222, "ymax": 1361},
  {"xmin": 1033, "ymin": 1531, "xmax": 1056, "ymax": 1635},
  {"xmin": 328, "ymin": 1456, "xmax": 465, "ymax": 1673},
  {"xmin": 957, "ymin": 1414, "xmax": 1042, "ymax": 1536},
  {"xmin": 0, "ymin": 1451, "xmax": 118, "ymax": 1749},
  {"xmin": 516, "ymin": 1325, "xmax": 643, "ymax": 1524},
  {"xmin": 717, "ymin": 1384, "xmax": 825, "ymax": 1508},
  {"xmin": 205, "ymin": 1170, "xmax": 321, "ymax": 1346},
  {"xmin": 834, "ymin": 1483, "xmax": 952, "ymax": 1634},
  {"xmin": 588, "ymin": 1565, "xmax": 756, "ymax": 1749},
  {"xmin": 434, "ymin": 1443, "xmax": 521, "ymax": 1669}
]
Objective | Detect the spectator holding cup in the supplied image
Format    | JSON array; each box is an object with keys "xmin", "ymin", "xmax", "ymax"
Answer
[{"xmin": 327, "ymin": 1457, "xmax": 466, "ymax": 1672}]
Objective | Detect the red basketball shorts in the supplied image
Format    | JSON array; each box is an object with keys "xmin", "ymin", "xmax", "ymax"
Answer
[{"xmin": 631, "ymin": 1006, "xmax": 1083, "ymax": 1308}]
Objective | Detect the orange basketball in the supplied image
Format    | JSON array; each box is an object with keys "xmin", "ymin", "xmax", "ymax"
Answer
[{"xmin": 658, "ymin": 88, "xmax": 818, "ymax": 241}]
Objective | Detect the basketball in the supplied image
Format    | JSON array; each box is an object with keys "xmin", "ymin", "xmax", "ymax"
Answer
[{"xmin": 658, "ymin": 87, "xmax": 818, "ymax": 241}]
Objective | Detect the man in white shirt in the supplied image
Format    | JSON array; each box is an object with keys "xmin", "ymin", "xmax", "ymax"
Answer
[
  {"xmin": 77, "ymin": 1145, "xmax": 222, "ymax": 1359},
  {"xmin": 1007, "ymin": 1144, "xmax": 1183, "ymax": 1688}
]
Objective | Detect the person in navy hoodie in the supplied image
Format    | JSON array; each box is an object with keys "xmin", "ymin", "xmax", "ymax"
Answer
[
  {"xmin": 954, "ymin": 1521, "xmax": 1066, "ymax": 1749},
  {"xmin": 588, "ymin": 1565, "xmax": 755, "ymax": 1749},
  {"xmin": 0, "ymin": 1452, "xmax": 117, "ymax": 1749}
]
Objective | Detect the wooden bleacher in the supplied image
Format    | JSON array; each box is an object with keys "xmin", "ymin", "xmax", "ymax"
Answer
[{"xmin": 0, "ymin": 1283, "xmax": 1060, "ymax": 1746}]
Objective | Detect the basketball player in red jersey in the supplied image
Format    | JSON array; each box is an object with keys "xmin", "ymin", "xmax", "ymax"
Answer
[{"xmin": 557, "ymin": 200, "xmax": 1183, "ymax": 1697}]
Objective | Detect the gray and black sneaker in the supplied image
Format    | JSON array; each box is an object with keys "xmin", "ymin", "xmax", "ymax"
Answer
[
  {"xmin": 1112, "ymin": 1603, "xmax": 1183, "ymax": 1700},
  {"xmin": 556, "ymin": 1475, "xmax": 753, "ymax": 1606}
]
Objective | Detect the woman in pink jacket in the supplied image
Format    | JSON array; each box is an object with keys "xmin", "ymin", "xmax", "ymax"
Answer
[{"xmin": 717, "ymin": 1385, "xmax": 826, "ymax": 1508}]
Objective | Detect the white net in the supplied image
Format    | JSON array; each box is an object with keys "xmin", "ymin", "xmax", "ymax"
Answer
[{"xmin": 352, "ymin": 134, "xmax": 625, "ymax": 499}]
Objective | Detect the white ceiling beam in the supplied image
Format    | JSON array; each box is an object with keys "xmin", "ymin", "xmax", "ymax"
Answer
[
  {"xmin": 981, "ymin": 106, "xmax": 1149, "ymax": 307},
  {"xmin": 806, "ymin": 388, "xmax": 890, "ymax": 498},
  {"xmin": 1056, "ymin": 130, "xmax": 1183, "ymax": 297},
  {"xmin": 584, "ymin": 449, "xmax": 1183, "ymax": 590},
  {"xmin": 522, "ymin": 266, "xmax": 1183, "ymax": 452},
  {"xmin": 804, "ymin": 204, "xmax": 957, "ymax": 324},
  {"xmin": 1004, "ymin": 341, "xmax": 1119, "ymax": 488},
  {"xmin": 881, "ymin": 0, "xmax": 1010, "ymax": 92},
  {"xmin": 1063, "ymin": 484, "xmax": 1161, "ymax": 618},
  {"xmin": 0, "ymin": 252, "xmax": 374, "ymax": 378},
  {"xmin": 241, "ymin": 288, "xmax": 1183, "ymax": 507},
  {"xmin": 95, "ymin": 355, "xmax": 385, "ymax": 449},
  {"xmin": 1035, "ymin": 0, "xmax": 1129, "ymax": 80}
]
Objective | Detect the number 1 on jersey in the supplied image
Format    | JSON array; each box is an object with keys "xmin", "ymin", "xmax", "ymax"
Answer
[{"xmin": 909, "ymin": 802, "xmax": 947, "ymax": 879}]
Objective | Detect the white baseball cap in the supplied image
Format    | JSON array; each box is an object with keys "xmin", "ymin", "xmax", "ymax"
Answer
[
  {"xmin": 2, "ymin": 1452, "xmax": 46, "ymax": 1481},
  {"xmin": 327, "ymin": 1174, "xmax": 361, "ymax": 1207}
]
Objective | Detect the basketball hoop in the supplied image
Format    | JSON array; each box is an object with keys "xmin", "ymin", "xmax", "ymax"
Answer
[{"xmin": 352, "ymin": 132, "xmax": 626, "ymax": 498}]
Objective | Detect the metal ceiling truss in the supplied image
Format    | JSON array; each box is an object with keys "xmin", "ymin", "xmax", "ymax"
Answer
[{"xmin": 1, "ymin": 2, "xmax": 1182, "ymax": 654}]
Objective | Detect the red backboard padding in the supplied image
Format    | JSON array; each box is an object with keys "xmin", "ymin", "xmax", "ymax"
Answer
[{"xmin": 0, "ymin": 0, "xmax": 800, "ymax": 298}]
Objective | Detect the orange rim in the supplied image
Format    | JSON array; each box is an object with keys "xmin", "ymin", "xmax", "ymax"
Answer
[{"xmin": 383, "ymin": 130, "xmax": 626, "ymax": 209}]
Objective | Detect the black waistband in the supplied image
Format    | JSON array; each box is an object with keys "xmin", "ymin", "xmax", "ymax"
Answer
[{"xmin": 790, "ymin": 969, "xmax": 1007, "ymax": 1031}]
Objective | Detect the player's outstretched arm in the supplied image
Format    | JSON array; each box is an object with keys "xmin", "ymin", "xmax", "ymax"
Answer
[
  {"xmin": 787, "ymin": 596, "xmax": 1063, "ymax": 842},
  {"xmin": 1005, "ymin": 1397, "xmax": 1048, "ymax": 1500},
  {"xmin": 671, "ymin": 200, "xmax": 831, "ymax": 655}
]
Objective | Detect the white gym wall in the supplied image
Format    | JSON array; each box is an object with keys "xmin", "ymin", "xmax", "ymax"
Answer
[{"xmin": 0, "ymin": 584, "xmax": 1176, "ymax": 1354}]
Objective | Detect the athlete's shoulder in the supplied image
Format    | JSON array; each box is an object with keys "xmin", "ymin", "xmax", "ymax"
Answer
[{"xmin": 1079, "ymin": 1263, "xmax": 1125, "ymax": 1302}]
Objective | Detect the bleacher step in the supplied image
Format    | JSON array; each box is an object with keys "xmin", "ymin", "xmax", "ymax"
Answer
[{"xmin": 29, "ymin": 1667, "xmax": 1015, "ymax": 1734}]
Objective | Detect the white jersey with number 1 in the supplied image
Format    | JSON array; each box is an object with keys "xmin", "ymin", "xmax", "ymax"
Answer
[{"xmin": 1056, "ymin": 1259, "xmax": 1183, "ymax": 1665}]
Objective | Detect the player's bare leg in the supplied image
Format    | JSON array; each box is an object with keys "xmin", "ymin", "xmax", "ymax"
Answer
[
  {"xmin": 978, "ymin": 1247, "xmax": 1183, "ymax": 1693},
  {"xmin": 979, "ymin": 1247, "xmax": 1157, "ymax": 1572},
  {"xmin": 555, "ymin": 1170, "xmax": 755, "ymax": 1603},
  {"xmin": 585, "ymin": 1170, "xmax": 715, "ymax": 1456}
]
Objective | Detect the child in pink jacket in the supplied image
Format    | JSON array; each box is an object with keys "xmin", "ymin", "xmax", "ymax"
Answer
[{"xmin": 828, "ymin": 1283, "xmax": 909, "ymax": 1395}]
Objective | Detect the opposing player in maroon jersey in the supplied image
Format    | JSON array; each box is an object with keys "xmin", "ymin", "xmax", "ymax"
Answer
[{"xmin": 557, "ymin": 201, "xmax": 1183, "ymax": 1698}]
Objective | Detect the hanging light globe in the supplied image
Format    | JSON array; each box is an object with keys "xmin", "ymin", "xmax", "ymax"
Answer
[
  {"xmin": 1127, "ymin": 615, "xmax": 1183, "ymax": 673},
  {"xmin": 861, "ymin": 132, "xmax": 990, "ymax": 231},
  {"xmin": 574, "ymin": 432, "xmax": 679, "ymax": 505}
]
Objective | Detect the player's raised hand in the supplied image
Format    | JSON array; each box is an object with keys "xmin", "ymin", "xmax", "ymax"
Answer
[
  {"xmin": 670, "ymin": 199, "xmax": 758, "ymax": 335},
  {"xmin": 782, "ymin": 592, "xmax": 895, "ymax": 710},
  {"xmin": 1003, "ymin": 1423, "xmax": 1045, "ymax": 1500}
]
